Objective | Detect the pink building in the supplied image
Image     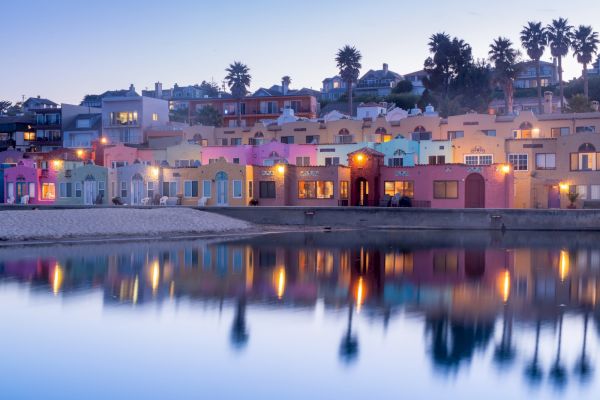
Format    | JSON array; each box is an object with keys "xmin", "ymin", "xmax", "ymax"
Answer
[
  {"xmin": 102, "ymin": 143, "xmax": 156, "ymax": 168},
  {"xmin": 201, "ymin": 140, "xmax": 317, "ymax": 166},
  {"xmin": 4, "ymin": 160, "xmax": 57, "ymax": 204}
]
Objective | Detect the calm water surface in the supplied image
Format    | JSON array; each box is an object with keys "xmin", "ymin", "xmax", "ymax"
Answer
[{"xmin": 0, "ymin": 230, "xmax": 599, "ymax": 399}]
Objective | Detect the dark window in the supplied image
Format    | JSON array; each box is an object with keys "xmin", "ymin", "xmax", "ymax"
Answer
[
  {"xmin": 233, "ymin": 158, "xmax": 240, "ymax": 164},
  {"xmin": 433, "ymin": 180, "xmax": 458, "ymax": 199},
  {"xmin": 428, "ymin": 155, "xmax": 445, "ymax": 165},
  {"xmin": 259, "ymin": 181, "xmax": 276, "ymax": 198},
  {"xmin": 281, "ymin": 136, "xmax": 294, "ymax": 144},
  {"xmin": 306, "ymin": 135, "xmax": 320, "ymax": 144}
]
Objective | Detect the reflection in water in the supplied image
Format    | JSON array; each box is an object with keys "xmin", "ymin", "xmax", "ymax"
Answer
[{"xmin": 1, "ymin": 230, "xmax": 600, "ymax": 398}]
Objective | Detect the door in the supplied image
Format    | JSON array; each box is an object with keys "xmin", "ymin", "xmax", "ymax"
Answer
[
  {"xmin": 216, "ymin": 171, "xmax": 228, "ymax": 206},
  {"xmin": 131, "ymin": 176, "xmax": 144, "ymax": 205},
  {"xmin": 356, "ymin": 178, "xmax": 369, "ymax": 206},
  {"xmin": 548, "ymin": 185, "xmax": 561, "ymax": 208},
  {"xmin": 15, "ymin": 182, "xmax": 27, "ymax": 202},
  {"xmin": 84, "ymin": 180, "xmax": 97, "ymax": 205},
  {"xmin": 465, "ymin": 173, "xmax": 485, "ymax": 208}
]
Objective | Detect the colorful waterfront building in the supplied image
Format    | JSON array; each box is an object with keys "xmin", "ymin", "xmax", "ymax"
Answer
[
  {"xmin": 3, "ymin": 159, "xmax": 57, "ymax": 204},
  {"xmin": 55, "ymin": 161, "xmax": 109, "ymax": 205},
  {"xmin": 108, "ymin": 161, "xmax": 160, "ymax": 205},
  {"xmin": 200, "ymin": 140, "xmax": 317, "ymax": 166}
]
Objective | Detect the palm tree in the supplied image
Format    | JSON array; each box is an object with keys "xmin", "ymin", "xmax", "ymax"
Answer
[
  {"xmin": 571, "ymin": 25, "xmax": 600, "ymax": 99},
  {"xmin": 489, "ymin": 37, "xmax": 520, "ymax": 115},
  {"xmin": 335, "ymin": 45, "xmax": 362, "ymax": 116},
  {"xmin": 225, "ymin": 61, "xmax": 251, "ymax": 127},
  {"xmin": 520, "ymin": 22, "xmax": 548, "ymax": 114},
  {"xmin": 547, "ymin": 18, "xmax": 574, "ymax": 111}
]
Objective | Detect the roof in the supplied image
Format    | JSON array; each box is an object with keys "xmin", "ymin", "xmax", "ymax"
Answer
[
  {"xmin": 23, "ymin": 97, "xmax": 57, "ymax": 108},
  {"xmin": 252, "ymin": 85, "xmax": 319, "ymax": 98},
  {"xmin": 359, "ymin": 67, "xmax": 402, "ymax": 82},
  {"xmin": 347, "ymin": 147, "xmax": 385, "ymax": 157}
]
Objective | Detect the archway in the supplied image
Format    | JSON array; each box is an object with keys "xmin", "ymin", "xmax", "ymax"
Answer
[
  {"xmin": 216, "ymin": 171, "xmax": 229, "ymax": 206},
  {"xmin": 465, "ymin": 173, "xmax": 485, "ymax": 208},
  {"xmin": 83, "ymin": 174, "xmax": 98, "ymax": 205}
]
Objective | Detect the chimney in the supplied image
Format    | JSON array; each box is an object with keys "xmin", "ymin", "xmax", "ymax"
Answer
[
  {"xmin": 383, "ymin": 63, "xmax": 389, "ymax": 74},
  {"xmin": 155, "ymin": 82, "xmax": 163, "ymax": 98},
  {"xmin": 543, "ymin": 91, "xmax": 553, "ymax": 114},
  {"xmin": 592, "ymin": 100, "xmax": 599, "ymax": 112},
  {"xmin": 282, "ymin": 76, "xmax": 289, "ymax": 96}
]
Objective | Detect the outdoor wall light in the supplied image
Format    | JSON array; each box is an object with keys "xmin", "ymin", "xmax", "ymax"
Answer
[
  {"xmin": 559, "ymin": 182, "xmax": 569, "ymax": 192},
  {"xmin": 277, "ymin": 164, "xmax": 286, "ymax": 174},
  {"xmin": 355, "ymin": 154, "xmax": 365, "ymax": 162},
  {"xmin": 76, "ymin": 149, "xmax": 84, "ymax": 158},
  {"xmin": 100, "ymin": 137, "xmax": 108, "ymax": 145},
  {"xmin": 52, "ymin": 160, "xmax": 62, "ymax": 169},
  {"xmin": 500, "ymin": 164, "xmax": 511, "ymax": 174},
  {"xmin": 151, "ymin": 167, "xmax": 160, "ymax": 178}
]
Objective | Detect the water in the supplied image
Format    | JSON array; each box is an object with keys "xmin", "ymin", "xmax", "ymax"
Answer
[{"xmin": 0, "ymin": 230, "xmax": 599, "ymax": 400}]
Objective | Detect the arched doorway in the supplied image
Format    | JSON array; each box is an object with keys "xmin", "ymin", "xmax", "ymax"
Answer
[
  {"xmin": 216, "ymin": 171, "xmax": 228, "ymax": 206},
  {"xmin": 355, "ymin": 178, "xmax": 369, "ymax": 206},
  {"xmin": 465, "ymin": 173, "xmax": 485, "ymax": 208},
  {"xmin": 131, "ymin": 173, "xmax": 144, "ymax": 205},
  {"xmin": 83, "ymin": 174, "xmax": 98, "ymax": 205}
]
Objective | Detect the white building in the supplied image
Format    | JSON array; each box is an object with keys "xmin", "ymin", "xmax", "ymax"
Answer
[
  {"xmin": 356, "ymin": 102, "xmax": 388, "ymax": 120},
  {"xmin": 101, "ymin": 96, "xmax": 169, "ymax": 145}
]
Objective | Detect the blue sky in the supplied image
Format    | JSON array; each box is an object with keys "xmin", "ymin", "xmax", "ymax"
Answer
[{"xmin": 1, "ymin": 0, "xmax": 597, "ymax": 104}]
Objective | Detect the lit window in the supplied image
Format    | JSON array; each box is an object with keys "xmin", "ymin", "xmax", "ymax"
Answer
[
  {"xmin": 317, "ymin": 181, "xmax": 334, "ymax": 199},
  {"xmin": 152, "ymin": 113, "xmax": 159, "ymax": 121},
  {"xmin": 464, "ymin": 154, "xmax": 493, "ymax": 165},
  {"xmin": 340, "ymin": 181, "xmax": 349, "ymax": 199},
  {"xmin": 384, "ymin": 181, "xmax": 414, "ymax": 197},
  {"xmin": 24, "ymin": 131, "xmax": 35, "ymax": 141},
  {"xmin": 433, "ymin": 181, "xmax": 458, "ymax": 199}
]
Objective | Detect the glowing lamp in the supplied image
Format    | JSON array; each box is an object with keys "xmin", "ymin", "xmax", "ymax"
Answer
[
  {"xmin": 500, "ymin": 164, "xmax": 511, "ymax": 174},
  {"xmin": 76, "ymin": 149, "xmax": 84, "ymax": 158},
  {"xmin": 356, "ymin": 153, "xmax": 365, "ymax": 162},
  {"xmin": 100, "ymin": 137, "xmax": 108, "ymax": 145},
  {"xmin": 151, "ymin": 167, "xmax": 160, "ymax": 178},
  {"xmin": 559, "ymin": 182, "xmax": 569, "ymax": 192},
  {"xmin": 276, "ymin": 164, "xmax": 286, "ymax": 174},
  {"xmin": 52, "ymin": 160, "xmax": 61, "ymax": 169}
]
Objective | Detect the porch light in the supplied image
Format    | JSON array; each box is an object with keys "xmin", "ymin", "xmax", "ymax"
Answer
[
  {"xmin": 276, "ymin": 164, "xmax": 286, "ymax": 174},
  {"xmin": 76, "ymin": 149, "xmax": 84, "ymax": 158},
  {"xmin": 355, "ymin": 153, "xmax": 365, "ymax": 163},
  {"xmin": 100, "ymin": 137, "xmax": 108, "ymax": 145},
  {"xmin": 500, "ymin": 164, "xmax": 511, "ymax": 174},
  {"xmin": 52, "ymin": 160, "xmax": 62, "ymax": 169},
  {"xmin": 559, "ymin": 182, "xmax": 569, "ymax": 192},
  {"xmin": 151, "ymin": 167, "xmax": 160, "ymax": 178}
]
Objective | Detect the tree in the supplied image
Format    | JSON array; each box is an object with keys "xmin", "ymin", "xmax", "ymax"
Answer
[
  {"xmin": 170, "ymin": 106, "xmax": 189, "ymax": 123},
  {"xmin": 547, "ymin": 18, "xmax": 573, "ymax": 111},
  {"xmin": 520, "ymin": 22, "xmax": 548, "ymax": 113},
  {"xmin": 393, "ymin": 80, "xmax": 413, "ymax": 94},
  {"xmin": 335, "ymin": 45, "xmax": 362, "ymax": 116},
  {"xmin": 225, "ymin": 61, "xmax": 251, "ymax": 126},
  {"xmin": 0, "ymin": 100, "xmax": 11, "ymax": 115},
  {"xmin": 571, "ymin": 25, "xmax": 599, "ymax": 99},
  {"xmin": 566, "ymin": 94, "xmax": 593, "ymax": 113},
  {"xmin": 195, "ymin": 105, "xmax": 223, "ymax": 127},
  {"xmin": 489, "ymin": 37, "xmax": 521, "ymax": 115},
  {"xmin": 198, "ymin": 80, "xmax": 220, "ymax": 97},
  {"xmin": 282, "ymin": 75, "xmax": 291, "ymax": 88}
]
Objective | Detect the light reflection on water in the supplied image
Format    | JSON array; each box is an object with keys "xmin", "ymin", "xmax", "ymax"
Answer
[{"xmin": 0, "ymin": 230, "xmax": 599, "ymax": 399}]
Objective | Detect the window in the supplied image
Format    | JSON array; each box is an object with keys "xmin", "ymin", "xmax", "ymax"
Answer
[
  {"xmin": 110, "ymin": 111, "xmax": 138, "ymax": 125},
  {"xmin": 111, "ymin": 161, "xmax": 128, "ymax": 168},
  {"xmin": 260, "ymin": 101, "xmax": 278, "ymax": 114},
  {"xmin": 433, "ymin": 180, "xmax": 458, "ymax": 199},
  {"xmin": 428, "ymin": 155, "xmax": 445, "ymax": 165},
  {"xmin": 98, "ymin": 181, "xmax": 105, "ymax": 198},
  {"xmin": 280, "ymin": 136, "xmax": 294, "ymax": 144},
  {"xmin": 259, "ymin": 181, "xmax": 276, "ymax": 198},
  {"xmin": 325, "ymin": 157, "xmax": 340, "ymax": 166},
  {"xmin": 535, "ymin": 153, "xmax": 556, "ymax": 170},
  {"xmin": 433, "ymin": 252, "xmax": 459, "ymax": 274},
  {"xmin": 340, "ymin": 181, "xmax": 349, "ymax": 199},
  {"xmin": 24, "ymin": 131, "xmax": 35, "ymax": 141},
  {"xmin": 233, "ymin": 158, "xmax": 240, "ymax": 164},
  {"xmin": 591, "ymin": 185, "xmax": 600, "ymax": 200},
  {"xmin": 248, "ymin": 181, "xmax": 253, "ymax": 198},
  {"xmin": 59, "ymin": 182, "xmax": 72, "ymax": 198},
  {"xmin": 28, "ymin": 182, "xmax": 35, "ymax": 197},
  {"xmin": 448, "ymin": 131, "xmax": 464, "ymax": 139},
  {"xmin": 411, "ymin": 131, "xmax": 431, "ymax": 141},
  {"xmin": 317, "ymin": 181, "xmax": 334, "ymax": 199},
  {"xmin": 221, "ymin": 138, "xmax": 228, "ymax": 146},
  {"xmin": 464, "ymin": 154, "xmax": 493, "ymax": 165},
  {"xmin": 184, "ymin": 181, "xmax": 199, "ymax": 197},
  {"xmin": 576, "ymin": 126, "xmax": 596, "ymax": 133},
  {"xmin": 75, "ymin": 182, "xmax": 82, "ymax": 197},
  {"xmin": 571, "ymin": 185, "xmax": 588, "ymax": 200},
  {"xmin": 162, "ymin": 181, "xmax": 177, "ymax": 197},
  {"xmin": 223, "ymin": 103, "xmax": 237, "ymax": 115},
  {"xmin": 508, "ymin": 153, "xmax": 528, "ymax": 171},
  {"xmin": 41, "ymin": 183, "xmax": 55, "ymax": 200},
  {"xmin": 203, "ymin": 180, "xmax": 211, "ymax": 198},
  {"xmin": 306, "ymin": 135, "xmax": 320, "ymax": 144},
  {"xmin": 387, "ymin": 157, "xmax": 403, "ymax": 167},
  {"xmin": 296, "ymin": 157, "xmax": 310, "ymax": 166},
  {"xmin": 571, "ymin": 145, "xmax": 598, "ymax": 171},
  {"xmin": 152, "ymin": 113, "xmax": 159, "ymax": 121},
  {"xmin": 384, "ymin": 181, "xmax": 414, "ymax": 197},
  {"xmin": 120, "ymin": 181, "xmax": 127, "ymax": 198},
  {"xmin": 231, "ymin": 138, "xmax": 242, "ymax": 146},
  {"xmin": 233, "ymin": 180, "xmax": 242, "ymax": 198},
  {"xmin": 551, "ymin": 127, "xmax": 570, "ymax": 137},
  {"xmin": 483, "ymin": 130, "xmax": 496, "ymax": 137},
  {"xmin": 147, "ymin": 181, "xmax": 154, "ymax": 198},
  {"xmin": 298, "ymin": 181, "xmax": 316, "ymax": 199}
]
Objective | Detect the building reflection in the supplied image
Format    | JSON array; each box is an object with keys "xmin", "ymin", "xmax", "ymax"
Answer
[{"xmin": 1, "ymin": 231, "xmax": 600, "ymax": 389}]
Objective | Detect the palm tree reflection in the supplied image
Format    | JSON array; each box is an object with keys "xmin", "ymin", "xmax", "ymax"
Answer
[
  {"xmin": 339, "ymin": 304, "xmax": 359, "ymax": 364},
  {"xmin": 549, "ymin": 312, "xmax": 567, "ymax": 389},
  {"xmin": 574, "ymin": 313, "xmax": 593, "ymax": 383},
  {"xmin": 524, "ymin": 320, "xmax": 543, "ymax": 384},
  {"xmin": 494, "ymin": 306, "xmax": 516, "ymax": 368},
  {"xmin": 230, "ymin": 297, "xmax": 249, "ymax": 351}
]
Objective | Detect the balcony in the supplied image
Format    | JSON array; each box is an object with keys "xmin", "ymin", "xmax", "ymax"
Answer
[{"xmin": 334, "ymin": 135, "xmax": 355, "ymax": 144}]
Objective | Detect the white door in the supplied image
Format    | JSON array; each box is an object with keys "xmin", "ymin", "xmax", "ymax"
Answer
[
  {"xmin": 131, "ymin": 179, "xmax": 144, "ymax": 205},
  {"xmin": 83, "ymin": 180, "xmax": 97, "ymax": 205},
  {"xmin": 216, "ymin": 171, "xmax": 228, "ymax": 206}
]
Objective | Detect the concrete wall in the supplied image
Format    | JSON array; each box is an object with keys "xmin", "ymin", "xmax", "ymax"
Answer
[{"xmin": 201, "ymin": 206, "xmax": 600, "ymax": 231}]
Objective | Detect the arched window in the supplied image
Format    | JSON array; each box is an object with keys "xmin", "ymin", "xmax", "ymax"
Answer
[
  {"xmin": 375, "ymin": 127, "xmax": 387, "ymax": 135},
  {"xmin": 519, "ymin": 122, "xmax": 533, "ymax": 130},
  {"xmin": 338, "ymin": 128, "xmax": 350, "ymax": 135},
  {"xmin": 515, "ymin": 122, "xmax": 534, "ymax": 139},
  {"xmin": 132, "ymin": 173, "xmax": 143, "ymax": 181},
  {"xmin": 572, "ymin": 143, "xmax": 598, "ymax": 171},
  {"xmin": 414, "ymin": 126, "xmax": 426, "ymax": 133},
  {"xmin": 215, "ymin": 171, "xmax": 228, "ymax": 181},
  {"xmin": 254, "ymin": 131, "xmax": 264, "ymax": 138}
]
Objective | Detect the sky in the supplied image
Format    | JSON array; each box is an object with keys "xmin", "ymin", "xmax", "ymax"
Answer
[{"xmin": 1, "ymin": 0, "xmax": 598, "ymax": 105}]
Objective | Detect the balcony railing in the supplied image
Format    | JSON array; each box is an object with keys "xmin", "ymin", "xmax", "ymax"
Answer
[{"xmin": 334, "ymin": 135, "xmax": 355, "ymax": 144}]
